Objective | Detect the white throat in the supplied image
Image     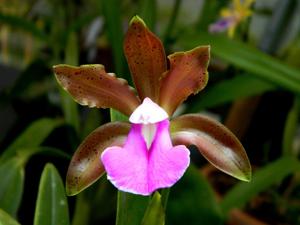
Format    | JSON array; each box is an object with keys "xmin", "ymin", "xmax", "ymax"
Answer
[
  {"xmin": 129, "ymin": 98, "xmax": 168, "ymax": 149},
  {"xmin": 129, "ymin": 98, "xmax": 168, "ymax": 124}
]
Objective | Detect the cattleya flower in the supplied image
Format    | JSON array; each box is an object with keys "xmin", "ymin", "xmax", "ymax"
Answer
[
  {"xmin": 209, "ymin": 0, "xmax": 255, "ymax": 37},
  {"xmin": 53, "ymin": 16, "xmax": 251, "ymax": 196}
]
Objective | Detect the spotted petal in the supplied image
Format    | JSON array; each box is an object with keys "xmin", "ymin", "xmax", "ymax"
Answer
[
  {"xmin": 171, "ymin": 114, "xmax": 251, "ymax": 181},
  {"xmin": 53, "ymin": 64, "xmax": 140, "ymax": 116},
  {"xmin": 66, "ymin": 122, "xmax": 130, "ymax": 195},
  {"xmin": 124, "ymin": 16, "xmax": 167, "ymax": 102},
  {"xmin": 159, "ymin": 46, "xmax": 210, "ymax": 115},
  {"xmin": 101, "ymin": 120, "xmax": 190, "ymax": 195}
]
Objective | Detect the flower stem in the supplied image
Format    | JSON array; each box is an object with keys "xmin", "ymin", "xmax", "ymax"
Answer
[{"xmin": 160, "ymin": 188, "xmax": 170, "ymax": 210}]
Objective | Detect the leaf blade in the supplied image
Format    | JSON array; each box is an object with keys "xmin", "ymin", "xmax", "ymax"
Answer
[
  {"xmin": 139, "ymin": 0, "xmax": 157, "ymax": 30},
  {"xmin": 166, "ymin": 166, "xmax": 223, "ymax": 225},
  {"xmin": 221, "ymin": 156, "xmax": 300, "ymax": 214},
  {"xmin": 34, "ymin": 164, "xmax": 70, "ymax": 225},
  {"xmin": 141, "ymin": 192, "xmax": 165, "ymax": 225},
  {"xmin": 116, "ymin": 191, "xmax": 150, "ymax": 225},
  {"xmin": 102, "ymin": 0, "xmax": 125, "ymax": 75},
  {"xmin": 179, "ymin": 32, "xmax": 300, "ymax": 93},
  {"xmin": 0, "ymin": 118, "xmax": 62, "ymax": 163},
  {"xmin": 0, "ymin": 158, "xmax": 24, "ymax": 217},
  {"xmin": 0, "ymin": 208, "xmax": 21, "ymax": 225},
  {"xmin": 60, "ymin": 32, "xmax": 80, "ymax": 132},
  {"xmin": 0, "ymin": 12, "xmax": 47, "ymax": 40},
  {"xmin": 188, "ymin": 74, "xmax": 275, "ymax": 112}
]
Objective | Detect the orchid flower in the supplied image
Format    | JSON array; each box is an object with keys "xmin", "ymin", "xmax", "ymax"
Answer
[
  {"xmin": 53, "ymin": 16, "xmax": 251, "ymax": 196},
  {"xmin": 209, "ymin": 0, "xmax": 255, "ymax": 38}
]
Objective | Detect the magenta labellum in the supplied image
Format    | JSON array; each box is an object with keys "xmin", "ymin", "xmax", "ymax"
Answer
[{"xmin": 101, "ymin": 98, "xmax": 190, "ymax": 195}]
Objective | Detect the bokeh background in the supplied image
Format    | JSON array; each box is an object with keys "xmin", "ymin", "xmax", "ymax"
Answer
[{"xmin": 1, "ymin": 0, "xmax": 300, "ymax": 224}]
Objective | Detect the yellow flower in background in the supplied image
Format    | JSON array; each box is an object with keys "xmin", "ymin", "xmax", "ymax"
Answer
[{"xmin": 209, "ymin": 0, "xmax": 255, "ymax": 38}]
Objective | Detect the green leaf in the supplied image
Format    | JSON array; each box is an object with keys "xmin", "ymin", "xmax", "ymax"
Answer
[
  {"xmin": 221, "ymin": 156, "xmax": 300, "ymax": 214},
  {"xmin": 196, "ymin": 0, "xmax": 223, "ymax": 30},
  {"xmin": 15, "ymin": 146, "xmax": 71, "ymax": 161},
  {"xmin": 0, "ymin": 118, "xmax": 62, "ymax": 163},
  {"xmin": 34, "ymin": 164, "xmax": 70, "ymax": 225},
  {"xmin": 102, "ymin": 0, "xmax": 125, "ymax": 76},
  {"xmin": 116, "ymin": 191, "xmax": 150, "ymax": 225},
  {"xmin": 188, "ymin": 74, "xmax": 275, "ymax": 112},
  {"xmin": 81, "ymin": 108, "xmax": 102, "ymax": 139},
  {"xmin": 139, "ymin": 0, "xmax": 157, "ymax": 30},
  {"xmin": 163, "ymin": 0, "xmax": 182, "ymax": 44},
  {"xmin": 0, "ymin": 208, "xmax": 21, "ymax": 225},
  {"xmin": 0, "ymin": 12, "xmax": 47, "ymax": 40},
  {"xmin": 59, "ymin": 90, "xmax": 80, "ymax": 133},
  {"xmin": 282, "ymin": 98, "xmax": 299, "ymax": 156},
  {"xmin": 10, "ymin": 60, "xmax": 54, "ymax": 100},
  {"xmin": 71, "ymin": 178, "xmax": 117, "ymax": 225},
  {"xmin": 0, "ymin": 158, "xmax": 24, "ymax": 217},
  {"xmin": 66, "ymin": 13, "xmax": 99, "ymax": 35},
  {"xmin": 110, "ymin": 108, "xmax": 128, "ymax": 122},
  {"xmin": 166, "ymin": 165, "xmax": 223, "ymax": 225},
  {"xmin": 179, "ymin": 32, "xmax": 300, "ymax": 94},
  {"xmin": 65, "ymin": 32, "xmax": 79, "ymax": 66},
  {"xmin": 60, "ymin": 32, "xmax": 80, "ymax": 133},
  {"xmin": 71, "ymin": 193, "xmax": 91, "ymax": 225},
  {"xmin": 141, "ymin": 192, "xmax": 165, "ymax": 225}
]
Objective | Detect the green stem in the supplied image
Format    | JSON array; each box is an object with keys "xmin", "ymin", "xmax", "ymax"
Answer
[
  {"xmin": 115, "ymin": 191, "xmax": 123, "ymax": 225},
  {"xmin": 116, "ymin": 191, "xmax": 150, "ymax": 225},
  {"xmin": 160, "ymin": 188, "xmax": 170, "ymax": 210},
  {"xmin": 71, "ymin": 193, "xmax": 91, "ymax": 225}
]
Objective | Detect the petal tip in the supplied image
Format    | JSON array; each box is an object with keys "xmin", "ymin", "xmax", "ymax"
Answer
[
  {"xmin": 129, "ymin": 15, "xmax": 146, "ymax": 27},
  {"xmin": 65, "ymin": 181, "xmax": 79, "ymax": 196},
  {"xmin": 228, "ymin": 161, "xmax": 252, "ymax": 182},
  {"xmin": 239, "ymin": 169, "xmax": 252, "ymax": 182},
  {"xmin": 52, "ymin": 64, "xmax": 64, "ymax": 74}
]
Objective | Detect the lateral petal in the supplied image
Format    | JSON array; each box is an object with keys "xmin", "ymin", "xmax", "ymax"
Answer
[
  {"xmin": 159, "ymin": 46, "xmax": 210, "ymax": 115},
  {"xmin": 124, "ymin": 16, "xmax": 167, "ymax": 102},
  {"xmin": 66, "ymin": 122, "xmax": 130, "ymax": 196},
  {"xmin": 53, "ymin": 64, "xmax": 140, "ymax": 116},
  {"xmin": 171, "ymin": 114, "xmax": 251, "ymax": 181}
]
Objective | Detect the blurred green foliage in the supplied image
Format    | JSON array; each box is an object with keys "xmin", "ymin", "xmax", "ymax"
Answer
[{"xmin": 1, "ymin": 0, "xmax": 300, "ymax": 224}]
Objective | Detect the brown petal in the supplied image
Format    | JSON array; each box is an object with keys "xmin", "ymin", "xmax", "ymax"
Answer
[
  {"xmin": 53, "ymin": 64, "xmax": 140, "ymax": 116},
  {"xmin": 66, "ymin": 122, "xmax": 130, "ymax": 195},
  {"xmin": 124, "ymin": 16, "xmax": 167, "ymax": 102},
  {"xmin": 171, "ymin": 114, "xmax": 251, "ymax": 181},
  {"xmin": 159, "ymin": 46, "xmax": 210, "ymax": 115}
]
